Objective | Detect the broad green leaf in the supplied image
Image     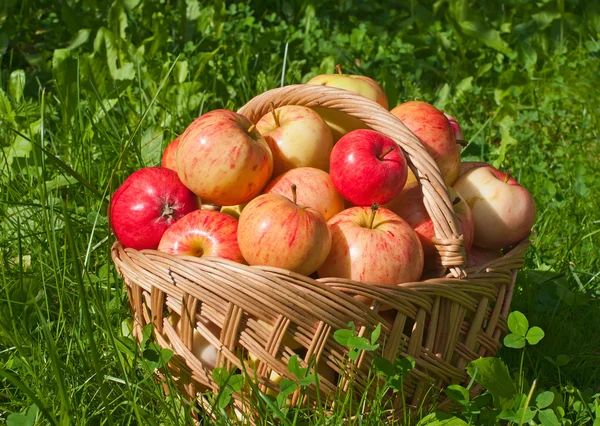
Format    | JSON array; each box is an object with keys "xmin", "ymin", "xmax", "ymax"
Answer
[
  {"xmin": 175, "ymin": 60, "xmax": 189, "ymax": 84},
  {"xmin": 434, "ymin": 83, "xmax": 450, "ymax": 111},
  {"xmin": 187, "ymin": 0, "xmax": 201, "ymax": 20},
  {"xmin": 467, "ymin": 357, "xmax": 516, "ymax": 407},
  {"xmin": 504, "ymin": 333, "xmax": 526, "ymax": 349},
  {"xmin": 526, "ymin": 327, "xmax": 545, "ymax": 345},
  {"xmin": 52, "ymin": 48, "xmax": 79, "ymax": 118},
  {"xmin": 539, "ymin": 408, "xmax": 560, "ymax": 426},
  {"xmin": 536, "ymin": 391, "xmax": 555, "ymax": 409},
  {"xmin": 93, "ymin": 28, "xmax": 135, "ymax": 81},
  {"xmin": 445, "ymin": 384, "xmax": 470, "ymax": 405},
  {"xmin": 277, "ymin": 379, "xmax": 297, "ymax": 408},
  {"xmin": 507, "ymin": 311, "xmax": 529, "ymax": 336},
  {"xmin": 45, "ymin": 175, "xmax": 78, "ymax": 191},
  {"xmin": 459, "ymin": 20, "xmax": 515, "ymax": 57},
  {"xmin": 6, "ymin": 413, "xmax": 34, "ymax": 426},
  {"xmin": 65, "ymin": 29, "xmax": 91, "ymax": 50},
  {"xmin": 0, "ymin": 32, "xmax": 8, "ymax": 56},
  {"xmin": 8, "ymin": 70, "xmax": 26, "ymax": 103},
  {"xmin": 333, "ymin": 328, "xmax": 354, "ymax": 346},
  {"xmin": 556, "ymin": 355, "xmax": 570, "ymax": 367},
  {"xmin": 373, "ymin": 357, "xmax": 395, "ymax": 377},
  {"xmin": 347, "ymin": 336, "xmax": 379, "ymax": 351},
  {"xmin": 455, "ymin": 76, "xmax": 473, "ymax": 98},
  {"xmin": 140, "ymin": 126, "xmax": 164, "ymax": 166},
  {"xmin": 396, "ymin": 357, "xmax": 415, "ymax": 375}
]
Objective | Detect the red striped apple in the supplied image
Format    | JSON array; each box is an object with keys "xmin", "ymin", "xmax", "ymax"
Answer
[
  {"xmin": 387, "ymin": 185, "xmax": 474, "ymax": 269},
  {"xmin": 318, "ymin": 204, "xmax": 423, "ymax": 284},
  {"xmin": 307, "ymin": 65, "xmax": 388, "ymax": 142},
  {"xmin": 237, "ymin": 186, "xmax": 332, "ymax": 275},
  {"xmin": 161, "ymin": 135, "xmax": 180, "ymax": 172},
  {"xmin": 329, "ymin": 129, "xmax": 408, "ymax": 206},
  {"xmin": 443, "ymin": 113, "xmax": 464, "ymax": 142},
  {"xmin": 459, "ymin": 161, "xmax": 489, "ymax": 177},
  {"xmin": 262, "ymin": 167, "xmax": 344, "ymax": 220},
  {"xmin": 453, "ymin": 166, "xmax": 536, "ymax": 249},
  {"xmin": 256, "ymin": 104, "xmax": 333, "ymax": 175},
  {"xmin": 176, "ymin": 109, "xmax": 273, "ymax": 206},
  {"xmin": 466, "ymin": 246, "xmax": 503, "ymax": 269},
  {"xmin": 390, "ymin": 101, "xmax": 461, "ymax": 186},
  {"xmin": 158, "ymin": 209, "xmax": 245, "ymax": 263},
  {"xmin": 109, "ymin": 167, "xmax": 198, "ymax": 250}
]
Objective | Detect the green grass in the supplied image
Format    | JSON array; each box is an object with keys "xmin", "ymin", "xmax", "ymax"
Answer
[{"xmin": 1, "ymin": 0, "xmax": 600, "ymax": 424}]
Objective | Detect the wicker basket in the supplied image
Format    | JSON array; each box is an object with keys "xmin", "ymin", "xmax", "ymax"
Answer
[{"xmin": 111, "ymin": 84, "xmax": 530, "ymax": 418}]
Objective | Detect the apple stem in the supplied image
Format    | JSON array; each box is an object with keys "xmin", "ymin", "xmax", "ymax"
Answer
[
  {"xmin": 503, "ymin": 170, "xmax": 512, "ymax": 183},
  {"xmin": 161, "ymin": 204, "xmax": 175, "ymax": 220},
  {"xmin": 247, "ymin": 124, "xmax": 256, "ymax": 133},
  {"xmin": 335, "ymin": 64, "xmax": 343, "ymax": 76},
  {"xmin": 377, "ymin": 146, "xmax": 395, "ymax": 160},
  {"xmin": 368, "ymin": 203, "xmax": 379, "ymax": 229},
  {"xmin": 456, "ymin": 139, "xmax": 468, "ymax": 147},
  {"xmin": 291, "ymin": 184, "xmax": 297, "ymax": 205},
  {"xmin": 269, "ymin": 102, "xmax": 280, "ymax": 128}
]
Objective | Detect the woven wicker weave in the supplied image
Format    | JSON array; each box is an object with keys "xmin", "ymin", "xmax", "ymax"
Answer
[{"xmin": 111, "ymin": 84, "xmax": 530, "ymax": 417}]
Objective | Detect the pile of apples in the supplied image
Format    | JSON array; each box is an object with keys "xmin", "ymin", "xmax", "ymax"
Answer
[{"xmin": 110, "ymin": 66, "xmax": 536, "ymax": 372}]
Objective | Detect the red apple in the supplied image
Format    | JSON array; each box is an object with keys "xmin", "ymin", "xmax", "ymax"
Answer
[
  {"xmin": 390, "ymin": 101, "xmax": 461, "ymax": 186},
  {"xmin": 443, "ymin": 113, "xmax": 464, "ymax": 141},
  {"xmin": 256, "ymin": 104, "xmax": 333, "ymax": 175},
  {"xmin": 466, "ymin": 246, "xmax": 503, "ymax": 269},
  {"xmin": 161, "ymin": 135, "xmax": 180, "ymax": 172},
  {"xmin": 237, "ymin": 186, "xmax": 332, "ymax": 275},
  {"xmin": 387, "ymin": 186, "xmax": 474, "ymax": 269},
  {"xmin": 453, "ymin": 166, "xmax": 536, "ymax": 249},
  {"xmin": 329, "ymin": 129, "xmax": 408, "ymax": 206},
  {"xmin": 109, "ymin": 167, "xmax": 198, "ymax": 250},
  {"xmin": 459, "ymin": 161, "xmax": 489, "ymax": 177},
  {"xmin": 262, "ymin": 167, "xmax": 344, "ymax": 220},
  {"xmin": 158, "ymin": 209, "xmax": 245, "ymax": 263},
  {"xmin": 318, "ymin": 204, "xmax": 423, "ymax": 284},
  {"xmin": 176, "ymin": 109, "xmax": 273, "ymax": 206}
]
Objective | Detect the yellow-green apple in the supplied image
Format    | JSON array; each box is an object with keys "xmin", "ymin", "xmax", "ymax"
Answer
[
  {"xmin": 157, "ymin": 209, "xmax": 245, "ymax": 263},
  {"xmin": 453, "ymin": 166, "xmax": 536, "ymax": 249},
  {"xmin": 307, "ymin": 65, "xmax": 388, "ymax": 142},
  {"xmin": 256, "ymin": 104, "xmax": 333, "ymax": 175},
  {"xmin": 174, "ymin": 314, "xmax": 221, "ymax": 370},
  {"xmin": 318, "ymin": 204, "xmax": 423, "ymax": 284},
  {"xmin": 466, "ymin": 246, "xmax": 503, "ymax": 269},
  {"xmin": 161, "ymin": 135, "xmax": 180, "ymax": 172},
  {"xmin": 237, "ymin": 186, "xmax": 332, "ymax": 275},
  {"xmin": 329, "ymin": 129, "xmax": 408, "ymax": 206},
  {"xmin": 262, "ymin": 167, "xmax": 344, "ymax": 220},
  {"xmin": 109, "ymin": 167, "xmax": 198, "ymax": 250},
  {"xmin": 176, "ymin": 109, "xmax": 273, "ymax": 206},
  {"xmin": 443, "ymin": 113, "xmax": 465, "ymax": 142},
  {"xmin": 390, "ymin": 101, "xmax": 461, "ymax": 185},
  {"xmin": 220, "ymin": 202, "xmax": 249, "ymax": 220},
  {"xmin": 386, "ymin": 186, "xmax": 474, "ymax": 269}
]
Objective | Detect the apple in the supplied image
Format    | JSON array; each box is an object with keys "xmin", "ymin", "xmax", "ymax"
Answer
[
  {"xmin": 262, "ymin": 167, "xmax": 344, "ymax": 220},
  {"xmin": 256, "ymin": 104, "xmax": 333, "ymax": 175},
  {"xmin": 307, "ymin": 64, "xmax": 388, "ymax": 142},
  {"xmin": 161, "ymin": 135, "xmax": 180, "ymax": 172},
  {"xmin": 453, "ymin": 166, "xmax": 536, "ymax": 249},
  {"xmin": 386, "ymin": 186, "xmax": 474, "ymax": 268},
  {"xmin": 443, "ymin": 113, "xmax": 465, "ymax": 142},
  {"xmin": 173, "ymin": 314, "xmax": 221, "ymax": 370},
  {"xmin": 466, "ymin": 246, "xmax": 503, "ymax": 269},
  {"xmin": 237, "ymin": 186, "xmax": 332, "ymax": 276},
  {"xmin": 318, "ymin": 204, "xmax": 423, "ymax": 285},
  {"xmin": 158, "ymin": 209, "xmax": 245, "ymax": 264},
  {"xmin": 220, "ymin": 202, "xmax": 249, "ymax": 220},
  {"xmin": 109, "ymin": 167, "xmax": 198, "ymax": 250},
  {"xmin": 459, "ymin": 161, "xmax": 489, "ymax": 177},
  {"xmin": 329, "ymin": 129, "xmax": 408, "ymax": 206},
  {"xmin": 176, "ymin": 109, "xmax": 273, "ymax": 206},
  {"xmin": 390, "ymin": 101, "xmax": 461, "ymax": 186}
]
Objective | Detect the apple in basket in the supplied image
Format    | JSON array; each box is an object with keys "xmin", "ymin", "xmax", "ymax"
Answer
[
  {"xmin": 453, "ymin": 166, "xmax": 536, "ymax": 249},
  {"xmin": 329, "ymin": 129, "xmax": 409, "ymax": 206},
  {"xmin": 443, "ymin": 113, "xmax": 465, "ymax": 142},
  {"xmin": 390, "ymin": 101, "xmax": 462, "ymax": 186},
  {"xmin": 318, "ymin": 204, "xmax": 423, "ymax": 285},
  {"xmin": 262, "ymin": 167, "xmax": 344, "ymax": 220},
  {"xmin": 466, "ymin": 246, "xmax": 503, "ymax": 269},
  {"xmin": 158, "ymin": 209, "xmax": 245, "ymax": 264},
  {"xmin": 171, "ymin": 314, "xmax": 221, "ymax": 371},
  {"xmin": 176, "ymin": 109, "xmax": 273, "ymax": 206},
  {"xmin": 387, "ymin": 185, "xmax": 474, "ymax": 269},
  {"xmin": 109, "ymin": 167, "xmax": 198, "ymax": 250},
  {"xmin": 237, "ymin": 185, "xmax": 332, "ymax": 276},
  {"xmin": 256, "ymin": 104, "xmax": 333, "ymax": 175},
  {"xmin": 306, "ymin": 64, "xmax": 388, "ymax": 142},
  {"xmin": 161, "ymin": 134, "xmax": 181, "ymax": 172}
]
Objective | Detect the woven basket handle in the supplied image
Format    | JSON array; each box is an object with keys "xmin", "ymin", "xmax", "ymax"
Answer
[{"xmin": 238, "ymin": 84, "xmax": 466, "ymax": 278}]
